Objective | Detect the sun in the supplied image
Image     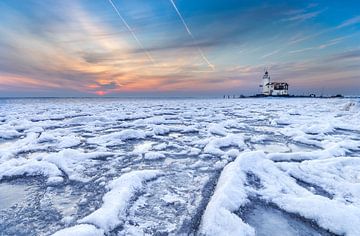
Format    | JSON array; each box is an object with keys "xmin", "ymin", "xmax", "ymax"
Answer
[{"xmin": 95, "ymin": 90, "xmax": 106, "ymax": 96}]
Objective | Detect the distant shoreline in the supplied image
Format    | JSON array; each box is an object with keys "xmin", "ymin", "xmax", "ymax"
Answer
[{"xmin": 0, "ymin": 96, "xmax": 359, "ymax": 100}]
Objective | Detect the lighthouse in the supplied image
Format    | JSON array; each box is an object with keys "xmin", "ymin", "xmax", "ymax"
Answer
[
  {"xmin": 262, "ymin": 70, "xmax": 271, "ymax": 95},
  {"xmin": 260, "ymin": 70, "xmax": 289, "ymax": 96}
]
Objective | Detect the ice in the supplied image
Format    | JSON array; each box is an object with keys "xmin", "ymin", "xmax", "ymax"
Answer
[
  {"xmin": 208, "ymin": 123, "xmax": 227, "ymax": 136},
  {"xmin": 189, "ymin": 147, "xmax": 202, "ymax": 155},
  {"xmin": 0, "ymin": 183, "xmax": 28, "ymax": 210},
  {"xmin": 87, "ymin": 129, "xmax": 147, "ymax": 146},
  {"xmin": 342, "ymin": 101, "xmax": 360, "ymax": 112},
  {"xmin": 0, "ymin": 149, "xmax": 113, "ymax": 182},
  {"xmin": 199, "ymin": 151, "xmax": 255, "ymax": 236},
  {"xmin": 0, "ymin": 132, "xmax": 41, "ymax": 162},
  {"xmin": 132, "ymin": 141, "xmax": 153, "ymax": 155},
  {"xmin": 0, "ymin": 128, "xmax": 21, "ymax": 139},
  {"xmin": 204, "ymin": 133, "xmax": 246, "ymax": 156},
  {"xmin": 253, "ymin": 143, "xmax": 290, "ymax": 153},
  {"xmin": 0, "ymin": 158, "xmax": 63, "ymax": 181},
  {"xmin": 40, "ymin": 149, "xmax": 113, "ymax": 182},
  {"xmin": 203, "ymin": 150, "xmax": 360, "ymax": 235},
  {"xmin": 52, "ymin": 224, "xmax": 104, "ymax": 236},
  {"xmin": 58, "ymin": 135, "xmax": 81, "ymax": 148},
  {"xmin": 152, "ymin": 125, "xmax": 171, "ymax": 135},
  {"xmin": 77, "ymin": 170, "xmax": 161, "ymax": 232},
  {"xmin": 1, "ymin": 98, "xmax": 360, "ymax": 235},
  {"xmin": 144, "ymin": 151, "xmax": 165, "ymax": 160},
  {"xmin": 277, "ymin": 157, "xmax": 360, "ymax": 206},
  {"xmin": 240, "ymin": 199, "xmax": 331, "ymax": 236}
]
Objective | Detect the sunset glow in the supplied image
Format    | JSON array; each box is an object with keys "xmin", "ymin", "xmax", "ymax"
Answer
[
  {"xmin": 95, "ymin": 90, "xmax": 107, "ymax": 96},
  {"xmin": 0, "ymin": 0, "xmax": 359, "ymax": 96}
]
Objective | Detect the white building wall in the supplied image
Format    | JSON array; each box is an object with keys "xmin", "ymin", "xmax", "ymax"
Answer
[{"xmin": 272, "ymin": 89, "xmax": 288, "ymax": 96}]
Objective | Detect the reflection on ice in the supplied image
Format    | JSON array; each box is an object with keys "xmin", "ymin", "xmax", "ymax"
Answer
[
  {"xmin": 0, "ymin": 183, "xmax": 28, "ymax": 210},
  {"xmin": 240, "ymin": 199, "xmax": 333, "ymax": 236},
  {"xmin": 253, "ymin": 143, "xmax": 290, "ymax": 153}
]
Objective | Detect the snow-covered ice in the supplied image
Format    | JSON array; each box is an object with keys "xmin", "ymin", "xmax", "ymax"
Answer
[{"xmin": 0, "ymin": 97, "xmax": 360, "ymax": 235}]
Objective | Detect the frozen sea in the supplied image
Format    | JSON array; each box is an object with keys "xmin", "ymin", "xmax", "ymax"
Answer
[{"xmin": 0, "ymin": 97, "xmax": 360, "ymax": 236}]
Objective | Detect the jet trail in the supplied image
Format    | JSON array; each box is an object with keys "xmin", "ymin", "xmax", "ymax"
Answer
[
  {"xmin": 108, "ymin": 0, "xmax": 154, "ymax": 63},
  {"xmin": 169, "ymin": 0, "xmax": 214, "ymax": 71}
]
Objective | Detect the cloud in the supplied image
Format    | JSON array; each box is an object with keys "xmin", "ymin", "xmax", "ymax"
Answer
[
  {"xmin": 326, "ymin": 49, "xmax": 360, "ymax": 62},
  {"xmin": 261, "ymin": 50, "xmax": 280, "ymax": 59},
  {"xmin": 284, "ymin": 9, "xmax": 324, "ymax": 22},
  {"xmin": 336, "ymin": 16, "xmax": 360, "ymax": 29},
  {"xmin": 282, "ymin": 6, "xmax": 326, "ymax": 23},
  {"xmin": 289, "ymin": 36, "xmax": 349, "ymax": 54}
]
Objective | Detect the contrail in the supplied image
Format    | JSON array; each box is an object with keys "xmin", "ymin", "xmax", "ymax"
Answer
[
  {"xmin": 169, "ymin": 0, "xmax": 214, "ymax": 71},
  {"xmin": 108, "ymin": 0, "xmax": 154, "ymax": 63}
]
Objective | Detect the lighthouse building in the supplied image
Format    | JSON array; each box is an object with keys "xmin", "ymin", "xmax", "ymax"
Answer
[{"xmin": 261, "ymin": 70, "xmax": 289, "ymax": 96}]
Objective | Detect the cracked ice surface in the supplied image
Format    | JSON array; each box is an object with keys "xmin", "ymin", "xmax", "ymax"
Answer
[{"xmin": 0, "ymin": 98, "xmax": 360, "ymax": 235}]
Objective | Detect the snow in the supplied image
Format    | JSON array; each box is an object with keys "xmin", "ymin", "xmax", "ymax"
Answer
[
  {"xmin": 199, "ymin": 151, "xmax": 255, "ymax": 236},
  {"xmin": 0, "ymin": 97, "xmax": 360, "ymax": 235},
  {"xmin": 87, "ymin": 129, "xmax": 146, "ymax": 146},
  {"xmin": 267, "ymin": 142, "xmax": 348, "ymax": 162},
  {"xmin": 277, "ymin": 157, "xmax": 360, "ymax": 207},
  {"xmin": 204, "ymin": 134, "xmax": 246, "ymax": 156},
  {"xmin": 40, "ymin": 149, "xmax": 113, "ymax": 182},
  {"xmin": 144, "ymin": 151, "xmax": 165, "ymax": 160},
  {"xmin": 0, "ymin": 128, "xmax": 21, "ymax": 139},
  {"xmin": 208, "ymin": 123, "xmax": 227, "ymax": 136},
  {"xmin": 58, "ymin": 135, "xmax": 81, "ymax": 148},
  {"xmin": 0, "ymin": 158, "xmax": 63, "ymax": 181},
  {"xmin": 202, "ymin": 150, "xmax": 360, "ymax": 235},
  {"xmin": 0, "ymin": 149, "xmax": 113, "ymax": 182},
  {"xmin": 152, "ymin": 125, "xmax": 171, "ymax": 135},
  {"xmin": 78, "ymin": 170, "xmax": 161, "ymax": 232},
  {"xmin": 52, "ymin": 224, "xmax": 104, "ymax": 236}
]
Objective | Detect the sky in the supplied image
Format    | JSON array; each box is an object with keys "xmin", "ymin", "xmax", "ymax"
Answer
[{"xmin": 0, "ymin": 0, "xmax": 359, "ymax": 97}]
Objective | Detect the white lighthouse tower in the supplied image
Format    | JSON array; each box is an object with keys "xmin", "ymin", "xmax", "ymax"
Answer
[{"xmin": 262, "ymin": 70, "xmax": 271, "ymax": 95}]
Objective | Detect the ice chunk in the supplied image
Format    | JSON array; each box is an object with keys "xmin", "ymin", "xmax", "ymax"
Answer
[
  {"xmin": 199, "ymin": 151, "xmax": 255, "ymax": 236},
  {"xmin": 0, "ymin": 158, "xmax": 62, "ymax": 181},
  {"xmin": 132, "ymin": 141, "xmax": 154, "ymax": 155},
  {"xmin": 87, "ymin": 129, "xmax": 146, "ymax": 146},
  {"xmin": 204, "ymin": 134, "xmax": 246, "ymax": 156},
  {"xmin": 152, "ymin": 125, "xmax": 170, "ymax": 135},
  {"xmin": 267, "ymin": 143, "xmax": 346, "ymax": 161},
  {"xmin": 189, "ymin": 147, "xmax": 201, "ymax": 155},
  {"xmin": 208, "ymin": 123, "xmax": 227, "ymax": 136},
  {"xmin": 78, "ymin": 170, "xmax": 161, "ymax": 232},
  {"xmin": 144, "ymin": 152, "xmax": 165, "ymax": 160},
  {"xmin": 43, "ymin": 149, "xmax": 113, "ymax": 182},
  {"xmin": 58, "ymin": 135, "xmax": 81, "ymax": 148},
  {"xmin": 52, "ymin": 224, "xmax": 104, "ymax": 236},
  {"xmin": 0, "ymin": 129, "xmax": 21, "ymax": 139},
  {"xmin": 47, "ymin": 176, "xmax": 65, "ymax": 185}
]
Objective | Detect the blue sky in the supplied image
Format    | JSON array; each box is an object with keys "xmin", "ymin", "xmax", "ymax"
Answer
[{"xmin": 0, "ymin": 0, "xmax": 359, "ymax": 96}]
